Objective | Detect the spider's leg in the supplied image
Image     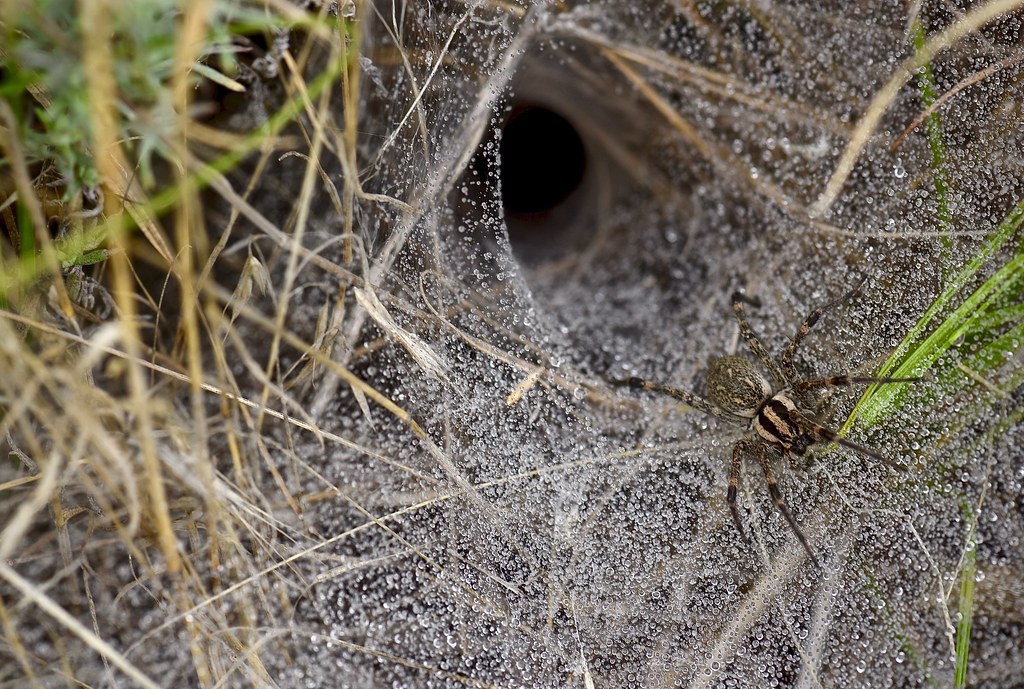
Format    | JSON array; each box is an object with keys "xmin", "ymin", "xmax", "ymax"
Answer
[
  {"xmin": 728, "ymin": 438, "xmax": 751, "ymax": 542},
  {"xmin": 794, "ymin": 375, "xmax": 920, "ymax": 461},
  {"xmin": 780, "ymin": 275, "xmax": 869, "ymax": 382},
  {"xmin": 731, "ymin": 292, "xmax": 787, "ymax": 387},
  {"xmin": 754, "ymin": 442, "xmax": 820, "ymax": 566},
  {"xmin": 625, "ymin": 377, "xmax": 733, "ymax": 421},
  {"xmin": 794, "ymin": 374, "xmax": 921, "ymax": 395},
  {"xmin": 807, "ymin": 421, "xmax": 905, "ymax": 471}
]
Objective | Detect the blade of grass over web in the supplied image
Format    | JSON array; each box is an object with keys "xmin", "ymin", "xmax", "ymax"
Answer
[
  {"xmin": 0, "ymin": 562, "xmax": 163, "ymax": 689},
  {"xmin": 954, "ymin": 514, "xmax": 977, "ymax": 689},
  {"xmin": 811, "ymin": 0, "xmax": 1024, "ymax": 217},
  {"xmin": 844, "ymin": 196, "xmax": 1024, "ymax": 430},
  {"xmin": 910, "ymin": 21, "xmax": 953, "ymax": 255}
]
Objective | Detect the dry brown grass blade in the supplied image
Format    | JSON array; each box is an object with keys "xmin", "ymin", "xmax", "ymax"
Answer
[
  {"xmin": 601, "ymin": 47, "xmax": 712, "ymax": 160},
  {"xmin": 0, "ymin": 307, "xmax": 434, "ymax": 483},
  {"xmin": 417, "ymin": 270, "xmax": 595, "ymax": 403},
  {"xmin": 891, "ymin": 47, "xmax": 1024, "ymax": 152},
  {"xmin": 582, "ymin": 32, "xmax": 847, "ymax": 136},
  {"xmin": 0, "ymin": 562, "xmax": 164, "ymax": 689},
  {"xmin": 601, "ymin": 47, "xmax": 815, "ymax": 217},
  {"xmin": 811, "ymin": 0, "xmax": 1024, "ymax": 216},
  {"xmin": 81, "ymin": 0, "xmax": 182, "ymax": 580},
  {"xmin": 309, "ymin": 10, "xmax": 537, "ymax": 415},
  {"xmin": 354, "ymin": 284, "xmax": 452, "ymax": 385},
  {"xmin": 170, "ymin": 18, "xmax": 222, "ymax": 670}
]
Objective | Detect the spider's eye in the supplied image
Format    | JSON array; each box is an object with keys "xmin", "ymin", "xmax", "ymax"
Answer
[{"xmin": 791, "ymin": 432, "xmax": 813, "ymax": 456}]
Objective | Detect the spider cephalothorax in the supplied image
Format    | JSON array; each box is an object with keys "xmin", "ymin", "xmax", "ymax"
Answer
[{"xmin": 626, "ymin": 282, "xmax": 918, "ymax": 565}]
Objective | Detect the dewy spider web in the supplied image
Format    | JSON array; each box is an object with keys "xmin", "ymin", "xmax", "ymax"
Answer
[
  {"xmin": 625, "ymin": 283, "xmax": 922, "ymax": 568},
  {"xmin": 261, "ymin": 3, "xmax": 1023, "ymax": 688},
  {"xmin": 2, "ymin": 2, "xmax": 1023, "ymax": 688}
]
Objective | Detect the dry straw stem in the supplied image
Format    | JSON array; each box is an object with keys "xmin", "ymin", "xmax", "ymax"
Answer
[
  {"xmin": 0, "ymin": 2, "xmax": 312, "ymax": 684},
  {"xmin": 254, "ymin": 62, "xmax": 335, "ymax": 432},
  {"xmin": 415, "ymin": 270, "xmax": 616, "ymax": 407},
  {"xmin": 0, "ymin": 295, "xmax": 432, "ymax": 486},
  {"xmin": 599, "ymin": 46, "xmax": 820, "ymax": 221},
  {"xmin": 131, "ymin": 442, "xmax": 639, "ymax": 659},
  {"xmin": 211, "ymin": 286, "xmax": 500, "ymax": 517},
  {"xmin": 686, "ymin": 544, "xmax": 807, "ymax": 689},
  {"xmin": 170, "ymin": 0, "xmax": 219, "ymax": 534},
  {"xmin": 812, "ymin": 0, "xmax": 1024, "ymax": 217},
  {"xmin": 567, "ymin": 7, "xmax": 1016, "ymax": 241},
  {"xmin": 309, "ymin": 3, "xmax": 539, "ymax": 415},
  {"xmin": 78, "ymin": 1, "xmax": 183, "ymax": 594},
  {"xmin": 891, "ymin": 47, "xmax": 1024, "ymax": 153},
  {"xmin": 577, "ymin": 26, "xmax": 994, "ymax": 242},
  {"xmin": 574, "ymin": 27, "xmax": 850, "ymax": 137},
  {"xmin": 0, "ymin": 562, "xmax": 163, "ymax": 689}
]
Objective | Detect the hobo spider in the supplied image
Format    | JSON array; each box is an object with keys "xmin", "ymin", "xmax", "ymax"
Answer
[{"xmin": 626, "ymin": 280, "xmax": 918, "ymax": 565}]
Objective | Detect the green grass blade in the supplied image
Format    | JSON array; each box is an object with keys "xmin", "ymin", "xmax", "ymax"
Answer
[
  {"xmin": 911, "ymin": 21, "xmax": 953, "ymax": 252},
  {"xmin": 843, "ymin": 197, "xmax": 1024, "ymax": 431},
  {"xmin": 954, "ymin": 528, "xmax": 977, "ymax": 689}
]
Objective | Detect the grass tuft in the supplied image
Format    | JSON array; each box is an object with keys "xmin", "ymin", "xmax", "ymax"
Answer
[{"xmin": 845, "ymin": 196, "xmax": 1024, "ymax": 431}]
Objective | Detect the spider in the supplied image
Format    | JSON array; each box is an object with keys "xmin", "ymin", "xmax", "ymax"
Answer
[{"xmin": 624, "ymin": 279, "xmax": 919, "ymax": 565}]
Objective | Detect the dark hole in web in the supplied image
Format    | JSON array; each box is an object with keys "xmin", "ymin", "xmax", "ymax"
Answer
[{"xmin": 499, "ymin": 105, "xmax": 586, "ymax": 217}]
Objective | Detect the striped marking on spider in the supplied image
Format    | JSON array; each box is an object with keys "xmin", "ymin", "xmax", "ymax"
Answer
[{"xmin": 625, "ymin": 279, "xmax": 918, "ymax": 566}]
